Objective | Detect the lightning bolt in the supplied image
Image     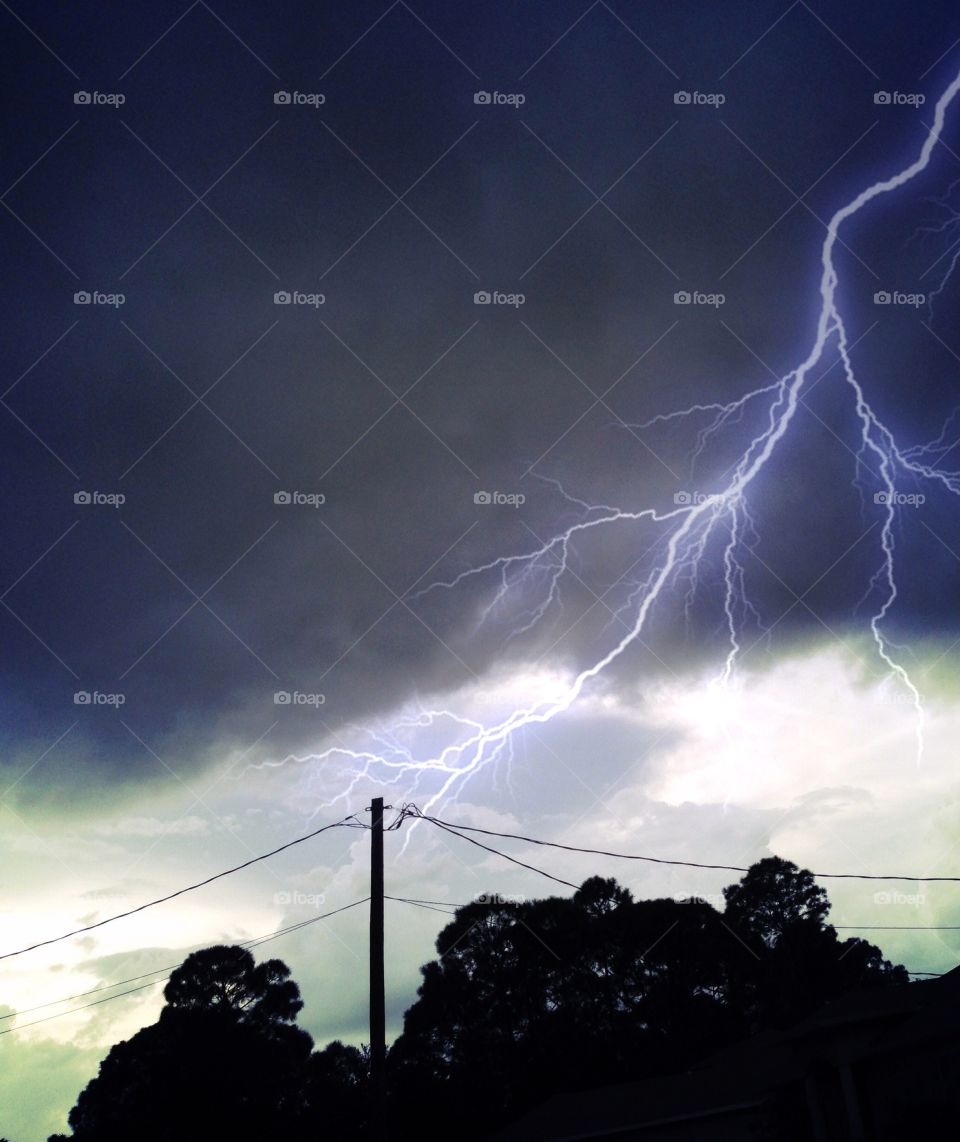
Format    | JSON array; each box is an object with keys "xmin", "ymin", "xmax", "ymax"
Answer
[
  {"xmin": 273, "ymin": 70, "xmax": 960, "ymax": 814},
  {"xmin": 920, "ymin": 173, "xmax": 960, "ymax": 315}
]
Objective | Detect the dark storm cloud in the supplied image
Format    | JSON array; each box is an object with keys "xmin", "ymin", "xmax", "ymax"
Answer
[{"xmin": 3, "ymin": 0, "xmax": 960, "ymax": 801}]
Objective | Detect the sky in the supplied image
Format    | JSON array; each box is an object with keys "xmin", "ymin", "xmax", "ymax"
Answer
[{"xmin": 2, "ymin": 1, "xmax": 960, "ymax": 1138}]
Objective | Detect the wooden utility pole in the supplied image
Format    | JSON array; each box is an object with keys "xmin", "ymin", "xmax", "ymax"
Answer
[{"xmin": 369, "ymin": 797, "xmax": 386, "ymax": 1139}]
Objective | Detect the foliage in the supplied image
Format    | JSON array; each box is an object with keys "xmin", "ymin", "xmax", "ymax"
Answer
[{"xmin": 53, "ymin": 860, "xmax": 908, "ymax": 1141}]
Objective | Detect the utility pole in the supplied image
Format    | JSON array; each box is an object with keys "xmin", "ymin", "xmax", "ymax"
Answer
[{"xmin": 369, "ymin": 797, "xmax": 386, "ymax": 1140}]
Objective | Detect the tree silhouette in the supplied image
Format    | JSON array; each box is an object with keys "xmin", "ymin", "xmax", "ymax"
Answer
[
  {"xmin": 389, "ymin": 878, "xmax": 737, "ymax": 1137},
  {"xmin": 721, "ymin": 858, "xmax": 906, "ymax": 1030},
  {"xmin": 301, "ymin": 1040, "xmax": 369, "ymax": 1136},
  {"xmin": 389, "ymin": 859, "xmax": 907, "ymax": 1139},
  {"xmin": 63, "ymin": 947, "xmax": 315, "ymax": 1142},
  {"xmin": 51, "ymin": 859, "xmax": 909, "ymax": 1142},
  {"xmin": 162, "ymin": 945, "xmax": 304, "ymax": 1029},
  {"xmin": 723, "ymin": 855, "xmax": 830, "ymax": 947}
]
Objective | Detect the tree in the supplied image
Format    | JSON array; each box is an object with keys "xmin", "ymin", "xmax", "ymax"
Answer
[
  {"xmin": 55, "ymin": 861, "xmax": 909, "ymax": 1142},
  {"xmin": 64, "ymin": 947, "xmax": 315, "ymax": 1142},
  {"xmin": 162, "ymin": 945, "xmax": 304, "ymax": 1031},
  {"xmin": 721, "ymin": 857, "xmax": 907, "ymax": 1029},
  {"xmin": 389, "ymin": 878, "xmax": 734, "ymax": 1138},
  {"xmin": 722, "ymin": 856, "xmax": 829, "ymax": 947},
  {"xmin": 389, "ymin": 861, "xmax": 908, "ymax": 1140},
  {"xmin": 302, "ymin": 1041, "xmax": 370, "ymax": 1137}
]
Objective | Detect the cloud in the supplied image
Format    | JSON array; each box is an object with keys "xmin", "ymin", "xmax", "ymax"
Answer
[
  {"xmin": 93, "ymin": 815, "xmax": 210, "ymax": 839},
  {"xmin": 0, "ymin": 1034, "xmax": 102, "ymax": 1141}
]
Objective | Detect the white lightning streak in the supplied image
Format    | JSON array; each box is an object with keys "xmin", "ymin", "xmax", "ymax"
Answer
[{"xmin": 281, "ymin": 70, "xmax": 960, "ymax": 812}]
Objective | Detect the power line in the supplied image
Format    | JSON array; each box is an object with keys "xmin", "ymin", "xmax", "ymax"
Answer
[
  {"xmin": 392, "ymin": 891, "xmax": 960, "ymax": 933},
  {"xmin": 386, "ymin": 896, "xmax": 458, "ymax": 915},
  {"xmin": 385, "ymin": 889, "xmax": 960, "ymax": 933},
  {"xmin": 9, "ymin": 801, "xmax": 958, "ymax": 968},
  {"xmin": 0, "ymin": 897, "xmax": 370, "ymax": 1022},
  {"xmin": 407, "ymin": 809, "xmax": 960, "ymax": 884},
  {"xmin": 0, "ymin": 815, "xmax": 360, "ymax": 963},
  {"xmin": 415, "ymin": 811, "xmax": 577, "ymax": 890},
  {"xmin": 0, "ymin": 897, "xmax": 369, "ymax": 1036},
  {"xmin": 393, "ymin": 900, "xmax": 960, "ymax": 933},
  {"xmin": 0, "ymin": 979, "xmax": 167, "ymax": 1036},
  {"xmin": 835, "ymin": 925, "xmax": 960, "ymax": 931},
  {"xmin": 245, "ymin": 897, "xmax": 369, "ymax": 947},
  {"xmin": 388, "ymin": 895, "xmax": 462, "ymax": 909},
  {"xmin": 3, "ymin": 966, "xmax": 171, "ymax": 1022}
]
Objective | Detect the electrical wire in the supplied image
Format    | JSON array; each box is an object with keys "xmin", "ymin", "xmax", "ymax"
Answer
[
  {"xmin": 387, "ymin": 895, "xmax": 463, "ymax": 908},
  {"xmin": 0, "ymin": 897, "xmax": 369, "ymax": 1036},
  {"xmin": 835, "ymin": 925, "xmax": 960, "ymax": 931},
  {"xmin": 406, "ymin": 809, "xmax": 960, "ymax": 884},
  {"xmin": 414, "ymin": 811, "xmax": 577, "ymax": 890},
  {"xmin": 0, "ymin": 815, "xmax": 359, "ymax": 962},
  {"xmin": 0, "ymin": 979, "xmax": 167, "ymax": 1036},
  {"xmin": 386, "ymin": 896, "xmax": 458, "ymax": 915},
  {"xmin": 9, "ymin": 800, "xmax": 957, "ymax": 968}
]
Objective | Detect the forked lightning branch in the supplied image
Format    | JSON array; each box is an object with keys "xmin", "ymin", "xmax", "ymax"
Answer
[{"xmin": 270, "ymin": 68, "xmax": 960, "ymax": 812}]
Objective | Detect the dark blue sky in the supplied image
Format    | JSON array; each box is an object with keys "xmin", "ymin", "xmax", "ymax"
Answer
[{"xmin": 2, "ymin": 0, "xmax": 960, "ymax": 804}]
